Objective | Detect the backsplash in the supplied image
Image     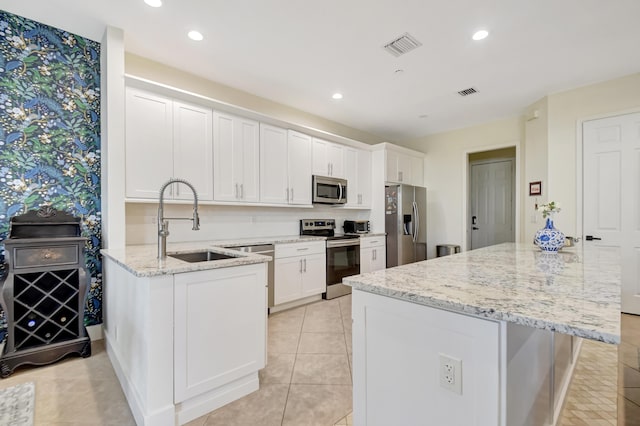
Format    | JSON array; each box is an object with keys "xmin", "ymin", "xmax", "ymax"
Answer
[
  {"xmin": 126, "ymin": 203, "xmax": 371, "ymax": 245},
  {"xmin": 0, "ymin": 11, "xmax": 102, "ymax": 340}
]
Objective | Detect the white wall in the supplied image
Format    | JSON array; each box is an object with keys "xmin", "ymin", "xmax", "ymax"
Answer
[
  {"xmin": 126, "ymin": 203, "xmax": 370, "ymax": 245},
  {"xmin": 547, "ymin": 72, "xmax": 640, "ymax": 237},
  {"xmin": 402, "ymin": 117, "xmax": 524, "ymax": 258},
  {"xmin": 125, "ymin": 53, "xmax": 386, "ymax": 146},
  {"xmin": 398, "ymin": 72, "xmax": 640, "ymax": 256},
  {"xmin": 523, "ymin": 97, "xmax": 549, "ymax": 243}
]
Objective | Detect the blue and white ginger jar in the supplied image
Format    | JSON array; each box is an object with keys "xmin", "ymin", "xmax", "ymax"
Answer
[{"xmin": 534, "ymin": 217, "xmax": 565, "ymax": 252}]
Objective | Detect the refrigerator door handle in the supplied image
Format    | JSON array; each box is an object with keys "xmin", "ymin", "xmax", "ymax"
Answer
[{"xmin": 413, "ymin": 201, "xmax": 420, "ymax": 243}]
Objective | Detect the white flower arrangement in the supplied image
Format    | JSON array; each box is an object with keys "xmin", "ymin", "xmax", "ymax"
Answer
[{"xmin": 537, "ymin": 201, "xmax": 561, "ymax": 219}]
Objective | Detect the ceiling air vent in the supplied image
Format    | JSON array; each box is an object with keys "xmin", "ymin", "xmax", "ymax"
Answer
[
  {"xmin": 457, "ymin": 87, "xmax": 478, "ymax": 96},
  {"xmin": 383, "ymin": 33, "xmax": 423, "ymax": 57}
]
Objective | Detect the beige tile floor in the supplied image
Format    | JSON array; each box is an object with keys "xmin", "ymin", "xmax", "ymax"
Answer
[
  {"xmin": 556, "ymin": 313, "xmax": 640, "ymax": 426},
  {"xmin": 0, "ymin": 301, "xmax": 637, "ymax": 426},
  {"xmin": 186, "ymin": 295, "xmax": 354, "ymax": 426}
]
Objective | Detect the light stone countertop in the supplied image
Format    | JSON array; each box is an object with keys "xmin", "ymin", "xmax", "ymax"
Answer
[
  {"xmin": 344, "ymin": 242, "xmax": 621, "ymax": 344},
  {"xmin": 101, "ymin": 235, "xmax": 326, "ymax": 278}
]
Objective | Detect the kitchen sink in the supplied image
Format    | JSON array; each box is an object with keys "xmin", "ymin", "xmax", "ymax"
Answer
[{"xmin": 168, "ymin": 251, "xmax": 238, "ymax": 263}]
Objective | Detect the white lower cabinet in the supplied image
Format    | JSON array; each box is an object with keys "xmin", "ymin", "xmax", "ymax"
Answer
[
  {"xmin": 274, "ymin": 241, "xmax": 326, "ymax": 305},
  {"xmin": 174, "ymin": 264, "xmax": 266, "ymax": 404},
  {"xmin": 360, "ymin": 236, "xmax": 386, "ymax": 273}
]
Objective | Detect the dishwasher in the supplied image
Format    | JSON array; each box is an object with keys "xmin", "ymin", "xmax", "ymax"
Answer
[{"xmin": 228, "ymin": 244, "xmax": 275, "ymax": 312}]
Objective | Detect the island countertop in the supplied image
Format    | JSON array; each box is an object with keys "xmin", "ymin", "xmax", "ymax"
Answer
[{"xmin": 344, "ymin": 242, "xmax": 621, "ymax": 344}]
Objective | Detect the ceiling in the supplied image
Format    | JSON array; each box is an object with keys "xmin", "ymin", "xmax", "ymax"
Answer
[{"xmin": 1, "ymin": 0, "xmax": 639, "ymax": 142}]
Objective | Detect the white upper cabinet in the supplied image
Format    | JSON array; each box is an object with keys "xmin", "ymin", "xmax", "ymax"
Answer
[
  {"xmin": 385, "ymin": 146, "xmax": 424, "ymax": 187},
  {"xmin": 173, "ymin": 101, "xmax": 213, "ymax": 201},
  {"xmin": 410, "ymin": 155, "xmax": 424, "ymax": 187},
  {"xmin": 213, "ymin": 111, "xmax": 259, "ymax": 202},
  {"xmin": 259, "ymin": 124, "xmax": 289, "ymax": 204},
  {"xmin": 312, "ymin": 138, "xmax": 344, "ymax": 178},
  {"xmin": 125, "ymin": 88, "xmax": 173, "ymax": 199},
  {"xmin": 125, "ymin": 87, "xmax": 213, "ymax": 200},
  {"xmin": 259, "ymin": 126, "xmax": 312, "ymax": 205},
  {"xmin": 344, "ymin": 147, "xmax": 372, "ymax": 208},
  {"xmin": 287, "ymin": 130, "xmax": 313, "ymax": 205}
]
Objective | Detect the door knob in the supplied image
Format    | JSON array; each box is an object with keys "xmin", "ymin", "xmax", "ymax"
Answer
[
  {"xmin": 472, "ymin": 227, "xmax": 479, "ymax": 230},
  {"xmin": 585, "ymin": 235, "xmax": 602, "ymax": 241}
]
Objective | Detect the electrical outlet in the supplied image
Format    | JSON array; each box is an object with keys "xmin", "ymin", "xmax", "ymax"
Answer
[{"xmin": 439, "ymin": 353, "xmax": 462, "ymax": 395}]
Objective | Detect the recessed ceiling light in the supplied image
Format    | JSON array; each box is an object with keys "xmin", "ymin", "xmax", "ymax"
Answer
[
  {"xmin": 332, "ymin": 93, "xmax": 343, "ymax": 100},
  {"xmin": 472, "ymin": 30, "xmax": 489, "ymax": 41},
  {"xmin": 144, "ymin": 0, "xmax": 162, "ymax": 7},
  {"xmin": 188, "ymin": 30, "xmax": 204, "ymax": 41}
]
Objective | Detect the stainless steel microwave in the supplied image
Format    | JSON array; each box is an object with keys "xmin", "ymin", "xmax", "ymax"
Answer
[{"xmin": 312, "ymin": 175, "xmax": 347, "ymax": 204}]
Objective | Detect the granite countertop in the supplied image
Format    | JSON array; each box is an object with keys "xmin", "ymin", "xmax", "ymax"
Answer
[
  {"xmin": 344, "ymin": 242, "xmax": 621, "ymax": 344},
  {"xmin": 101, "ymin": 235, "xmax": 326, "ymax": 278}
]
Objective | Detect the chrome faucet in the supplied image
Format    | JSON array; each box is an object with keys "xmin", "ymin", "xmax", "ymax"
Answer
[{"xmin": 157, "ymin": 178, "xmax": 200, "ymax": 259}]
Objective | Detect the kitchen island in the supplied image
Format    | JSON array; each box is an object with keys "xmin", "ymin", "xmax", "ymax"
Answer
[
  {"xmin": 101, "ymin": 238, "xmax": 317, "ymax": 426},
  {"xmin": 344, "ymin": 243, "xmax": 620, "ymax": 426}
]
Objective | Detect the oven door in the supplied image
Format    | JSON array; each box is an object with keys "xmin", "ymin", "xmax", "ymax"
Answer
[{"xmin": 325, "ymin": 241, "xmax": 360, "ymax": 299}]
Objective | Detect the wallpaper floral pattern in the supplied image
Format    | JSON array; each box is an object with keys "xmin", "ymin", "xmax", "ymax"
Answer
[{"xmin": 0, "ymin": 11, "xmax": 102, "ymax": 341}]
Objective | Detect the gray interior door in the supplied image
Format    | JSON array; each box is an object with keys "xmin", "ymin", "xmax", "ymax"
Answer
[{"xmin": 470, "ymin": 159, "xmax": 514, "ymax": 250}]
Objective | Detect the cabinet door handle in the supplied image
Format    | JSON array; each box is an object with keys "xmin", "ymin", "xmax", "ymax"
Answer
[
  {"xmin": 240, "ymin": 183, "xmax": 244, "ymax": 199},
  {"xmin": 235, "ymin": 183, "xmax": 239, "ymax": 199},
  {"xmin": 299, "ymin": 259, "xmax": 303, "ymax": 273},
  {"xmin": 304, "ymin": 258, "xmax": 307, "ymax": 272},
  {"xmin": 398, "ymin": 171, "xmax": 403, "ymax": 182},
  {"xmin": 373, "ymin": 249, "xmax": 376, "ymax": 261},
  {"xmin": 286, "ymin": 188, "xmax": 289, "ymax": 202},
  {"xmin": 290, "ymin": 188, "xmax": 294, "ymax": 202}
]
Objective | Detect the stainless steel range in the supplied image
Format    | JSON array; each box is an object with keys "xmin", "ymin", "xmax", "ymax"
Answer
[{"xmin": 300, "ymin": 219, "xmax": 360, "ymax": 299}]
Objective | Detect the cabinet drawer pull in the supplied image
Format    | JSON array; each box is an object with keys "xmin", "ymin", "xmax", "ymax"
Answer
[{"xmin": 297, "ymin": 247, "xmax": 309, "ymax": 251}]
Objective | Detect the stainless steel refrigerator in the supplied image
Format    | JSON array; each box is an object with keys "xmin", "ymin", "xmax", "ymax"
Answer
[{"xmin": 385, "ymin": 185, "xmax": 427, "ymax": 267}]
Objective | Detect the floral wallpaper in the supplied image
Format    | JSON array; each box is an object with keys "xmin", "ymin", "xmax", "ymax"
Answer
[{"xmin": 0, "ymin": 11, "xmax": 102, "ymax": 341}]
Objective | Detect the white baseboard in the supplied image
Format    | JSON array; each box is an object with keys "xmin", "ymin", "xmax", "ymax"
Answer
[
  {"xmin": 176, "ymin": 372, "xmax": 259, "ymax": 425},
  {"xmin": 86, "ymin": 324, "xmax": 103, "ymax": 341},
  {"xmin": 270, "ymin": 294, "xmax": 322, "ymax": 313},
  {"xmin": 105, "ymin": 334, "xmax": 175, "ymax": 426},
  {"xmin": 552, "ymin": 337, "xmax": 583, "ymax": 426}
]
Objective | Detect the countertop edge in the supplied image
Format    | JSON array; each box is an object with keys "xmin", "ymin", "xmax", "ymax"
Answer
[{"xmin": 345, "ymin": 282, "xmax": 620, "ymax": 344}]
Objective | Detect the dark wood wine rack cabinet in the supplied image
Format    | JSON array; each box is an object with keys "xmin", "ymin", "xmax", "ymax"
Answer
[{"xmin": 0, "ymin": 208, "xmax": 91, "ymax": 378}]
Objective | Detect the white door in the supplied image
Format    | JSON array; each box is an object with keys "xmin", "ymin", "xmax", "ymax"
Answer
[
  {"xmin": 358, "ymin": 149, "xmax": 372, "ymax": 207},
  {"xmin": 173, "ymin": 101, "xmax": 213, "ymax": 201},
  {"xmin": 470, "ymin": 159, "xmax": 514, "ymax": 250},
  {"xmin": 124, "ymin": 88, "xmax": 173, "ymax": 199},
  {"xmin": 238, "ymin": 117, "xmax": 260, "ymax": 202},
  {"xmin": 213, "ymin": 111, "xmax": 238, "ymax": 201},
  {"xmin": 287, "ymin": 130, "xmax": 312, "ymax": 205},
  {"xmin": 274, "ymin": 257, "xmax": 302, "ymax": 304},
  {"xmin": 301, "ymin": 253, "xmax": 327, "ymax": 297},
  {"xmin": 259, "ymin": 124, "xmax": 289, "ymax": 204},
  {"xmin": 583, "ymin": 112, "xmax": 640, "ymax": 314}
]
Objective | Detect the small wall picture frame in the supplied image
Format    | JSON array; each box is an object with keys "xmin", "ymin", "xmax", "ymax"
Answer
[{"xmin": 529, "ymin": 181, "xmax": 542, "ymax": 196}]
